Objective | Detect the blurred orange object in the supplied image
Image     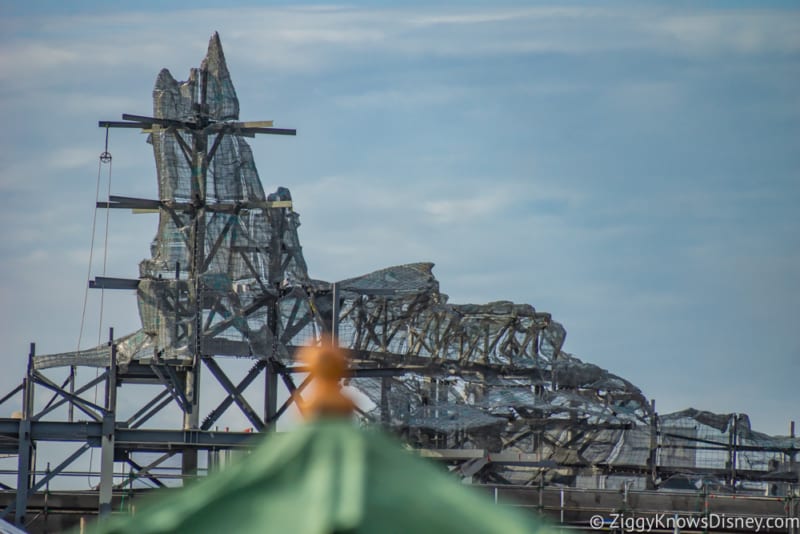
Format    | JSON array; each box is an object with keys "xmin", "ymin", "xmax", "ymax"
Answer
[{"xmin": 295, "ymin": 337, "xmax": 356, "ymax": 419}]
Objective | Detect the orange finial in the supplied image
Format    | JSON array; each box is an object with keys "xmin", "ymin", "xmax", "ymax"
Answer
[{"xmin": 296, "ymin": 337, "xmax": 356, "ymax": 419}]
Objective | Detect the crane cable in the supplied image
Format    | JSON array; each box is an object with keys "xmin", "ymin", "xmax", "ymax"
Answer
[
  {"xmin": 76, "ymin": 129, "xmax": 113, "ymax": 354},
  {"xmin": 97, "ymin": 131, "xmax": 113, "ymax": 347},
  {"xmin": 78, "ymin": 128, "xmax": 113, "ymax": 488}
]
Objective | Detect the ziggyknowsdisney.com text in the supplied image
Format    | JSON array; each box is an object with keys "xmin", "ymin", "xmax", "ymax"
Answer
[{"xmin": 589, "ymin": 512, "xmax": 799, "ymax": 532}]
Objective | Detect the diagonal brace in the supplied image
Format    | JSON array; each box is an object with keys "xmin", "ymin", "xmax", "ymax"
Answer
[
  {"xmin": 125, "ymin": 389, "xmax": 173, "ymax": 428},
  {"xmin": 0, "ymin": 383, "xmax": 23, "ymax": 408},
  {"xmin": 125, "ymin": 458, "xmax": 167, "ymax": 489},
  {"xmin": 202, "ymin": 357, "xmax": 265, "ymax": 431},
  {"xmin": 149, "ymin": 364, "xmax": 189, "ymax": 412},
  {"xmin": 114, "ymin": 451, "xmax": 177, "ymax": 490},
  {"xmin": 32, "ymin": 443, "xmax": 91, "ymax": 492},
  {"xmin": 34, "ymin": 373, "xmax": 107, "ymax": 421},
  {"xmin": 32, "ymin": 373, "xmax": 104, "ymax": 422}
]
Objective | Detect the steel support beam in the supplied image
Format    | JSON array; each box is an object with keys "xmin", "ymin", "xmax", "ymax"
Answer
[
  {"xmin": 13, "ymin": 344, "xmax": 36, "ymax": 527},
  {"xmin": 0, "ymin": 420, "xmax": 258, "ymax": 449},
  {"xmin": 14, "ymin": 417, "xmax": 32, "ymax": 526},
  {"xmin": 380, "ymin": 376, "xmax": 391, "ymax": 425},
  {"xmin": 331, "ymin": 282, "xmax": 339, "ymax": 344},
  {"xmin": 264, "ymin": 360, "xmax": 278, "ymax": 431},
  {"xmin": 181, "ymin": 65, "xmax": 209, "ymax": 481},
  {"xmin": 99, "ymin": 332, "xmax": 117, "ymax": 516}
]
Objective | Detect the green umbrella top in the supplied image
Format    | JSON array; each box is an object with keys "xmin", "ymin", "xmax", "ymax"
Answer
[{"xmin": 88, "ymin": 344, "xmax": 555, "ymax": 534}]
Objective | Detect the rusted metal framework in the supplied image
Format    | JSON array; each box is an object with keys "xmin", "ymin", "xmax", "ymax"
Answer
[{"xmin": 0, "ymin": 33, "xmax": 797, "ymax": 532}]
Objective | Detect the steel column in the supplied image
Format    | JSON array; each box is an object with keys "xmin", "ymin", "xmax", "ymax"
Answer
[
  {"xmin": 99, "ymin": 329, "xmax": 117, "ymax": 516},
  {"xmin": 14, "ymin": 343, "xmax": 35, "ymax": 526},
  {"xmin": 265, "ymin": 361, "xmax": 278, "ymax": 431}
]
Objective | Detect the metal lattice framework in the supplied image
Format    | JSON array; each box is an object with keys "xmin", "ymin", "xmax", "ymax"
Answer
[{"xmin": 0, "ymin": 32, "xmax": 797, "ymax": 532}]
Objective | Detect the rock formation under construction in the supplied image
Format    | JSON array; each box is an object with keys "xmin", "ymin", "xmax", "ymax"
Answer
[{"xmin": 30, "ymin": 33, "xmax": 800, "ymax": 490}]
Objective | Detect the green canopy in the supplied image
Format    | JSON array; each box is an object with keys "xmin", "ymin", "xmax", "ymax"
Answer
[{"xmin": 88, "ymin": 421, "xmax": 554, "ymax": 533}]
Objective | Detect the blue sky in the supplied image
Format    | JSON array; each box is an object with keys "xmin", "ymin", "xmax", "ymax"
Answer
[{"xmin": 0, "ymin": 2, "xmax": 798, "ymax": 436}]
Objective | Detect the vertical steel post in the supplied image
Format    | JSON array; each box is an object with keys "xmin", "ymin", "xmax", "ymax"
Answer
[
  {"xmin": 174, "ymin": 261, "xmax": 180, "ymax": 347},
  {"xmin": 381, "ymin": 298, "xmax": 388, "ymax": 352},
  {"xmin": 331, "ymin": 283, "xmax": 339, "ymax": 345},
  {"xmin": 99, "ymin": 328, "xmax": 117, "ymax": 516},
  {"xmin": 183, "ymin": 66, "xmax": 208, "ymax": 478},
  {"xmin": 15, "ymin": 343, "xmax": 35, "ymax": 527},
  {"xmin": 437, "ymin": 379, "xmax": 448, "ymax": 448},
  {"xmin": 265, "ymin": 362, "xmax": 278, "ymax": 431},
  {"xmin": 265, "ymin": 198, "xmax": 285, "ymax": 429},
  {"xmin": 181, "ymin": 357, "xmax": 201, "ymax": 476},
  {"xmin": 380, "ymin": 376, "xmax": 391, "ymax": 425},
  {"xmin": 538, "ymin": 478, "xmax": 544, "ymax": 516},
  {"xmin": 44, "ymin": 462, "xmax": 50, "ymax": 525},
  {"xmin": 648, "ymin": 398, "xmax": 658, "ymax": 490},
  {"xmin": 68, "ymin": 365, "xmax": 76, "ymax": 422},
  {"xmin": 729, "ymin": 414, "xmax": 738, "ymax": 491},
  {"xmin": 790, "ymin": 419, "xmax": 797, "ymax": 534}
]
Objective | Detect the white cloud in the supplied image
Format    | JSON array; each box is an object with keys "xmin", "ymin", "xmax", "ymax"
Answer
[
  {"xmin": 647, "ymin": 12, "xmax": 800, "ymax": 56},
  {"xmin": 333, "ymin": 85, "xmax": 475, "ymax": 110},
  {"xmin": 407, "ymin": 7, "xmax": 601, "ymax": 27},
  {"xmin": 3, "ymin": 5, "xmax": 796, "ymax": 95},
  {"xmin": 0, "ymin": 41, "xmax": 79, "ymax": 81},
  {"xmin": 47, "ymin": 147, "xmax": 100, "ymax": 170},
  {"xmin": 422, "ymin": 188, "xmax": 510, "ymax": 223}
]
